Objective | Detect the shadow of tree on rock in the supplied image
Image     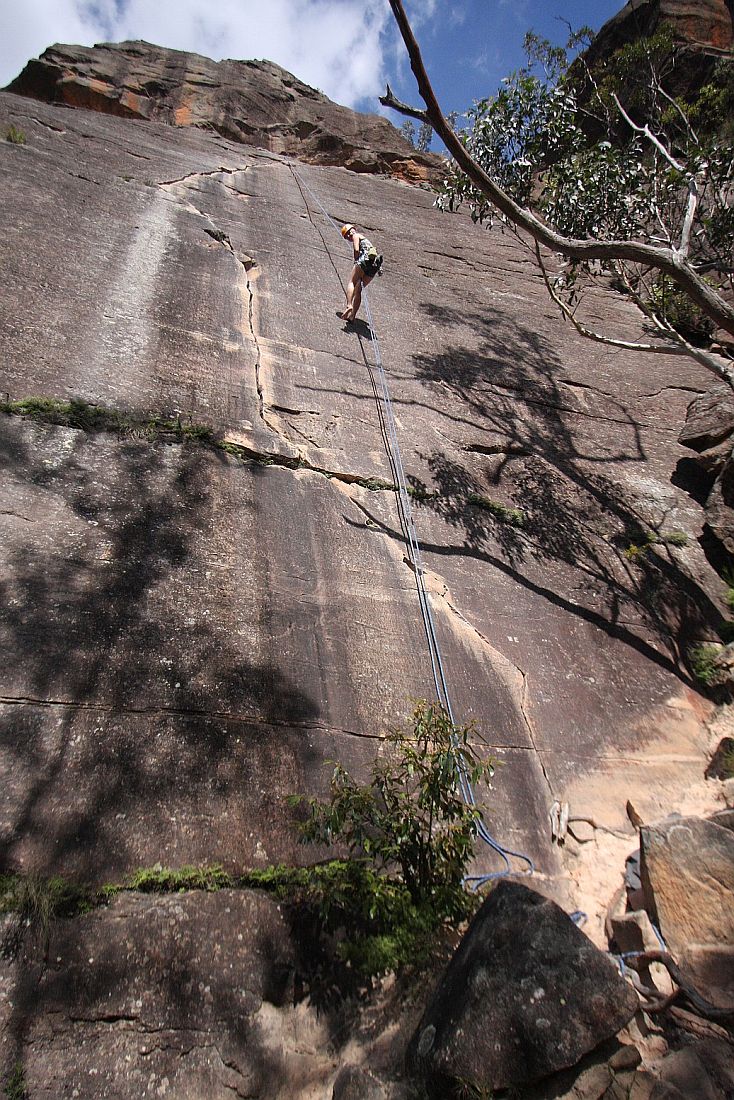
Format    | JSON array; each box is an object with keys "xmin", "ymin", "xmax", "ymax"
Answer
[
  {"xmin": 0, "ymin": 419, "xmax": 322, "ymax": 883},
  {"xmin": 407, "ymin": 299, "xmax": 724, "ymax": 675}
]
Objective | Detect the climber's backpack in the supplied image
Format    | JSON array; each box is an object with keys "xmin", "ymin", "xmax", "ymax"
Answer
[{"xmin": 362, "ymin": 248, "xmax": 384, "ymax": 278}]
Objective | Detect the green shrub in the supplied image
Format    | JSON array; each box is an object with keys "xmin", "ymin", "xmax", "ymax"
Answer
[
  {"xmin": 5, "ymin": 126, "xmax": 25, "ymax": 145},
  {"xmin": 720, "ymin": 745, "xmax": 734, "ymax": 779},
  {"xmin": 250, "ymin": 858, "xmax": 452, "ymax": 974},
  {"xmin": 648, "ymin": 275, "xmax": 716, "ymax": 344},
  {"xmin": 298, "ymin": 702, "xmax": 494, "ymax": 908},
  {"xmin": 689, "ymin": 643, "xmax": 723, "ymax": 686},
  {"xmin": 288, "ymin": 702, "xmax": 495, "ymax": 974}
]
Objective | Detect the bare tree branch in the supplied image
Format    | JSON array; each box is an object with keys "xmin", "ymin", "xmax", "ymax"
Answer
[
  {"xmin": 380, "ymin": 85, "xmax": 430, "ymax": 126},
  {"xmin": 632, "ymin": 951, "xmax": 734, "ymax": 1022},
  {"xmin": 613, "ymin": 262, "xmax": 734, "ymax": 384},
  {"xmin": 382, "ymin": 0, "xmax": 734, "ymax": 345},
  {"xmin": 678, "ymin": 176, "xmax": 699, "ymax": 259},
  {"xmin": 534, "ymin": 243, "xmax": 692, "ymax": 355},
  {"xmin": 612, "ymin": 93, "xmax": 685, "ymax": 172},
  {"xmin": 611, "ymin": 93, "xmax": 701, "ymax": 259}
]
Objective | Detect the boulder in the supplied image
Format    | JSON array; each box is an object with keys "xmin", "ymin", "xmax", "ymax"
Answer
[
  {"xmin": 656, "ymin": 1039, "xmax": 734, "ymax": 1100},
  {"xmin": 705, "ymin": 456, "xmax": 734, "ymax": 554},
  {"xmin": 332, "ymin": 1065, "xmax": 386, "ymax": 1100},
  {"xmin": 641, "ymin": 816, "xmax": 734, "ymax": 946},
  {"xmin": 704, "ymin": 737, "xmax": 734, "ymax": 780},
  {"xmin": 640, "ymin": 816, "xmax": 734, "ymax": 1006},
  {"xmin": 678, "ymin": 386, "xmax": 734, "ymax": 454},
  {"xmin": 406, "ymin": 881, "xmax": 638, "ymax": 1095},
  {"xmin": 708, "ymin": 808, "xmax": 734, "ymax": 831},
  {"xmin": 1, "ymin": 889, "xmax": 309, "ymax": 1098}
]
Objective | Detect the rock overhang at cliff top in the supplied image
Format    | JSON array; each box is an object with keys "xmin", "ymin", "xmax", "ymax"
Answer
[{"xmin": 5, "ymin": 39, "xmax": 443, "ymax": 184}]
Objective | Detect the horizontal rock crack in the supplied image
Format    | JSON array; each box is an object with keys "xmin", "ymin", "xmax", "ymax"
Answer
[{"xmin": 0, "ymin": 695, "xmax": 379, "ymax": 740}]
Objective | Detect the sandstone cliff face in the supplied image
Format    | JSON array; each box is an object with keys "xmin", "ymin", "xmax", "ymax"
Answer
[
  {"xmin": 582, "ymin": 0, "xmax": 733, "ymax": 101},
  {"xmin": 588, "ymin": 0, "xmax": 733, "ymax": 55},
  {"xmin": 0, "ymin": 43, "xmax": 728, "ymax": 1097},
  {"xmin": 6, "ymin": 40, "xmax": 441, "ymax": 183}
]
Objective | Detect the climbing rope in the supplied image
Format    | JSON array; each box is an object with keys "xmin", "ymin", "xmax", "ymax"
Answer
[{"xmin": 288, "ymin": 161, "xmax": 533, "ymax": 882}]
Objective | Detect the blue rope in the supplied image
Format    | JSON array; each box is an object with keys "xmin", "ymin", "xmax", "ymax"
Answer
[
  {"xmin": 613, "ymin": 920, "xmax": 668, "ymax": 973},
  {"xmin": 288, "ymin": 161, "xmax": 534, "ymax": 883}
]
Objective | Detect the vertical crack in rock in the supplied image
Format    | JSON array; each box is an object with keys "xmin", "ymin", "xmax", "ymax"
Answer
[
  {"xmin": 423, "ymin": 566, "xmax": 556, "ymax": 800},
  {"xmin": 240, "ymin": 255, "xmax": 279, "ymax": 437},
  {"xmin": 159, "ymin": 170, "xmax": 291, "ymax": 445},
  {"xmin": 517, "ymin": 662, "xmax": 556, "ymax": 800}
]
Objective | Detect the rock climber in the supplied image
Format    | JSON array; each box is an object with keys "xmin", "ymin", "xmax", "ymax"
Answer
[{"xmin": 339, "ymin": 224, "xmax": 382, "ymax": 322}]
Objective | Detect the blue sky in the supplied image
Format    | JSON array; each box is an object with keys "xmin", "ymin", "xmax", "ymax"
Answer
[
  {"xmin": 398, "ymin": 0, "xmax": 623, "ymax": 119},
  {"xmin": 1, "ymin": 0, "xmax": 624, "ymax": 118}
]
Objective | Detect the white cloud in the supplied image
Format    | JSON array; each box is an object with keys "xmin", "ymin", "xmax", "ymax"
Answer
[
  {"xmin": 1, "ymin": 0, "xmax": 99, "ymax": 84},
  {"xmin": 1, "ymin": 0, "xmax": 394, "ymax": 109}
]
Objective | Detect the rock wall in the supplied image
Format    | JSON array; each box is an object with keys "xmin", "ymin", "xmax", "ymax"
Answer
[
  {"xmin": 588, "ymin": 0, "xmax": 733, "ymax": 56},
  {"xmin": 0, "ymin": 71, "xmax": 728, "ymax": 1095}
]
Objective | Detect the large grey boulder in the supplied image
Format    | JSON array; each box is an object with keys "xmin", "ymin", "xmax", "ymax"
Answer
[
  {"xmin": 678, "ymin": 387, "xmax": 734, "ymax": 551},
  {"xmin": 678, "ymin": 386, "xmax": 734, "ymax": 455},
  {"xmin": 706, "ymin": 455, "xmax": 734, "ymax": 554},
  {"xmin": 1, "ymin": 890, "xmax": 302, "ymax": 1098},
  {"xmin": 406, "ymin": 881, "xmax": 638, "ymax": 1095},
  {"xmin": 640, "ymin": 816, "xmax": 734, "ymax": 1007}
]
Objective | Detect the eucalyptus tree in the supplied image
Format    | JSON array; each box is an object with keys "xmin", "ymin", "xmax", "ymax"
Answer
[{"xmin": 381, "ymin": 0, "xmax": 734, "ymax": 387}]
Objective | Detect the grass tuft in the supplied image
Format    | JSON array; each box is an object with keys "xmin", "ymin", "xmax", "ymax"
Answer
[
  {"xmin": 467, "ymin": 493, "xmax": 525, "ymax": 527},
  {"xmin": 127, "ymin": 864, "xmax": 232, "ymax": 893},
  {"xmin": 655, "ymin": 529, "xmax": 688, "ymax": 547},
  {"xmin": 625, "ymin": 529, "xmax": 688, "ymax": 560},
  {"xmin": 361, "ymin": 476, "xmax": 394, "ymax": 493},
  {"xmin": 3, "ymin": 1063, "xmax": 26, "ymax": 1100},
  {"xmin": 5, "ymin": 125, "xmax": 26, "ymax": 145},
  {"xmin": 0, "ymin": 873, "xmax": 93, "ymax": 921}
]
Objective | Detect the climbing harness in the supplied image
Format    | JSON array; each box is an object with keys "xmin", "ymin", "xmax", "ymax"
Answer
[{"xmin": 288, "ymin": 160, "xmax": 533, "ymax": 884}]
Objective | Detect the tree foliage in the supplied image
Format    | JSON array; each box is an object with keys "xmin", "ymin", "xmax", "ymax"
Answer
[
  {"xmin": 382, "ymin": 1, "xmax": 734, "ymax": 386},
  {"xmin": 298, "ymin": 701, "xmax": 494, "ymax": 912},
  {"xmin": 400, "ymin": 117, "xmax": 433, "ymax": 152}
]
